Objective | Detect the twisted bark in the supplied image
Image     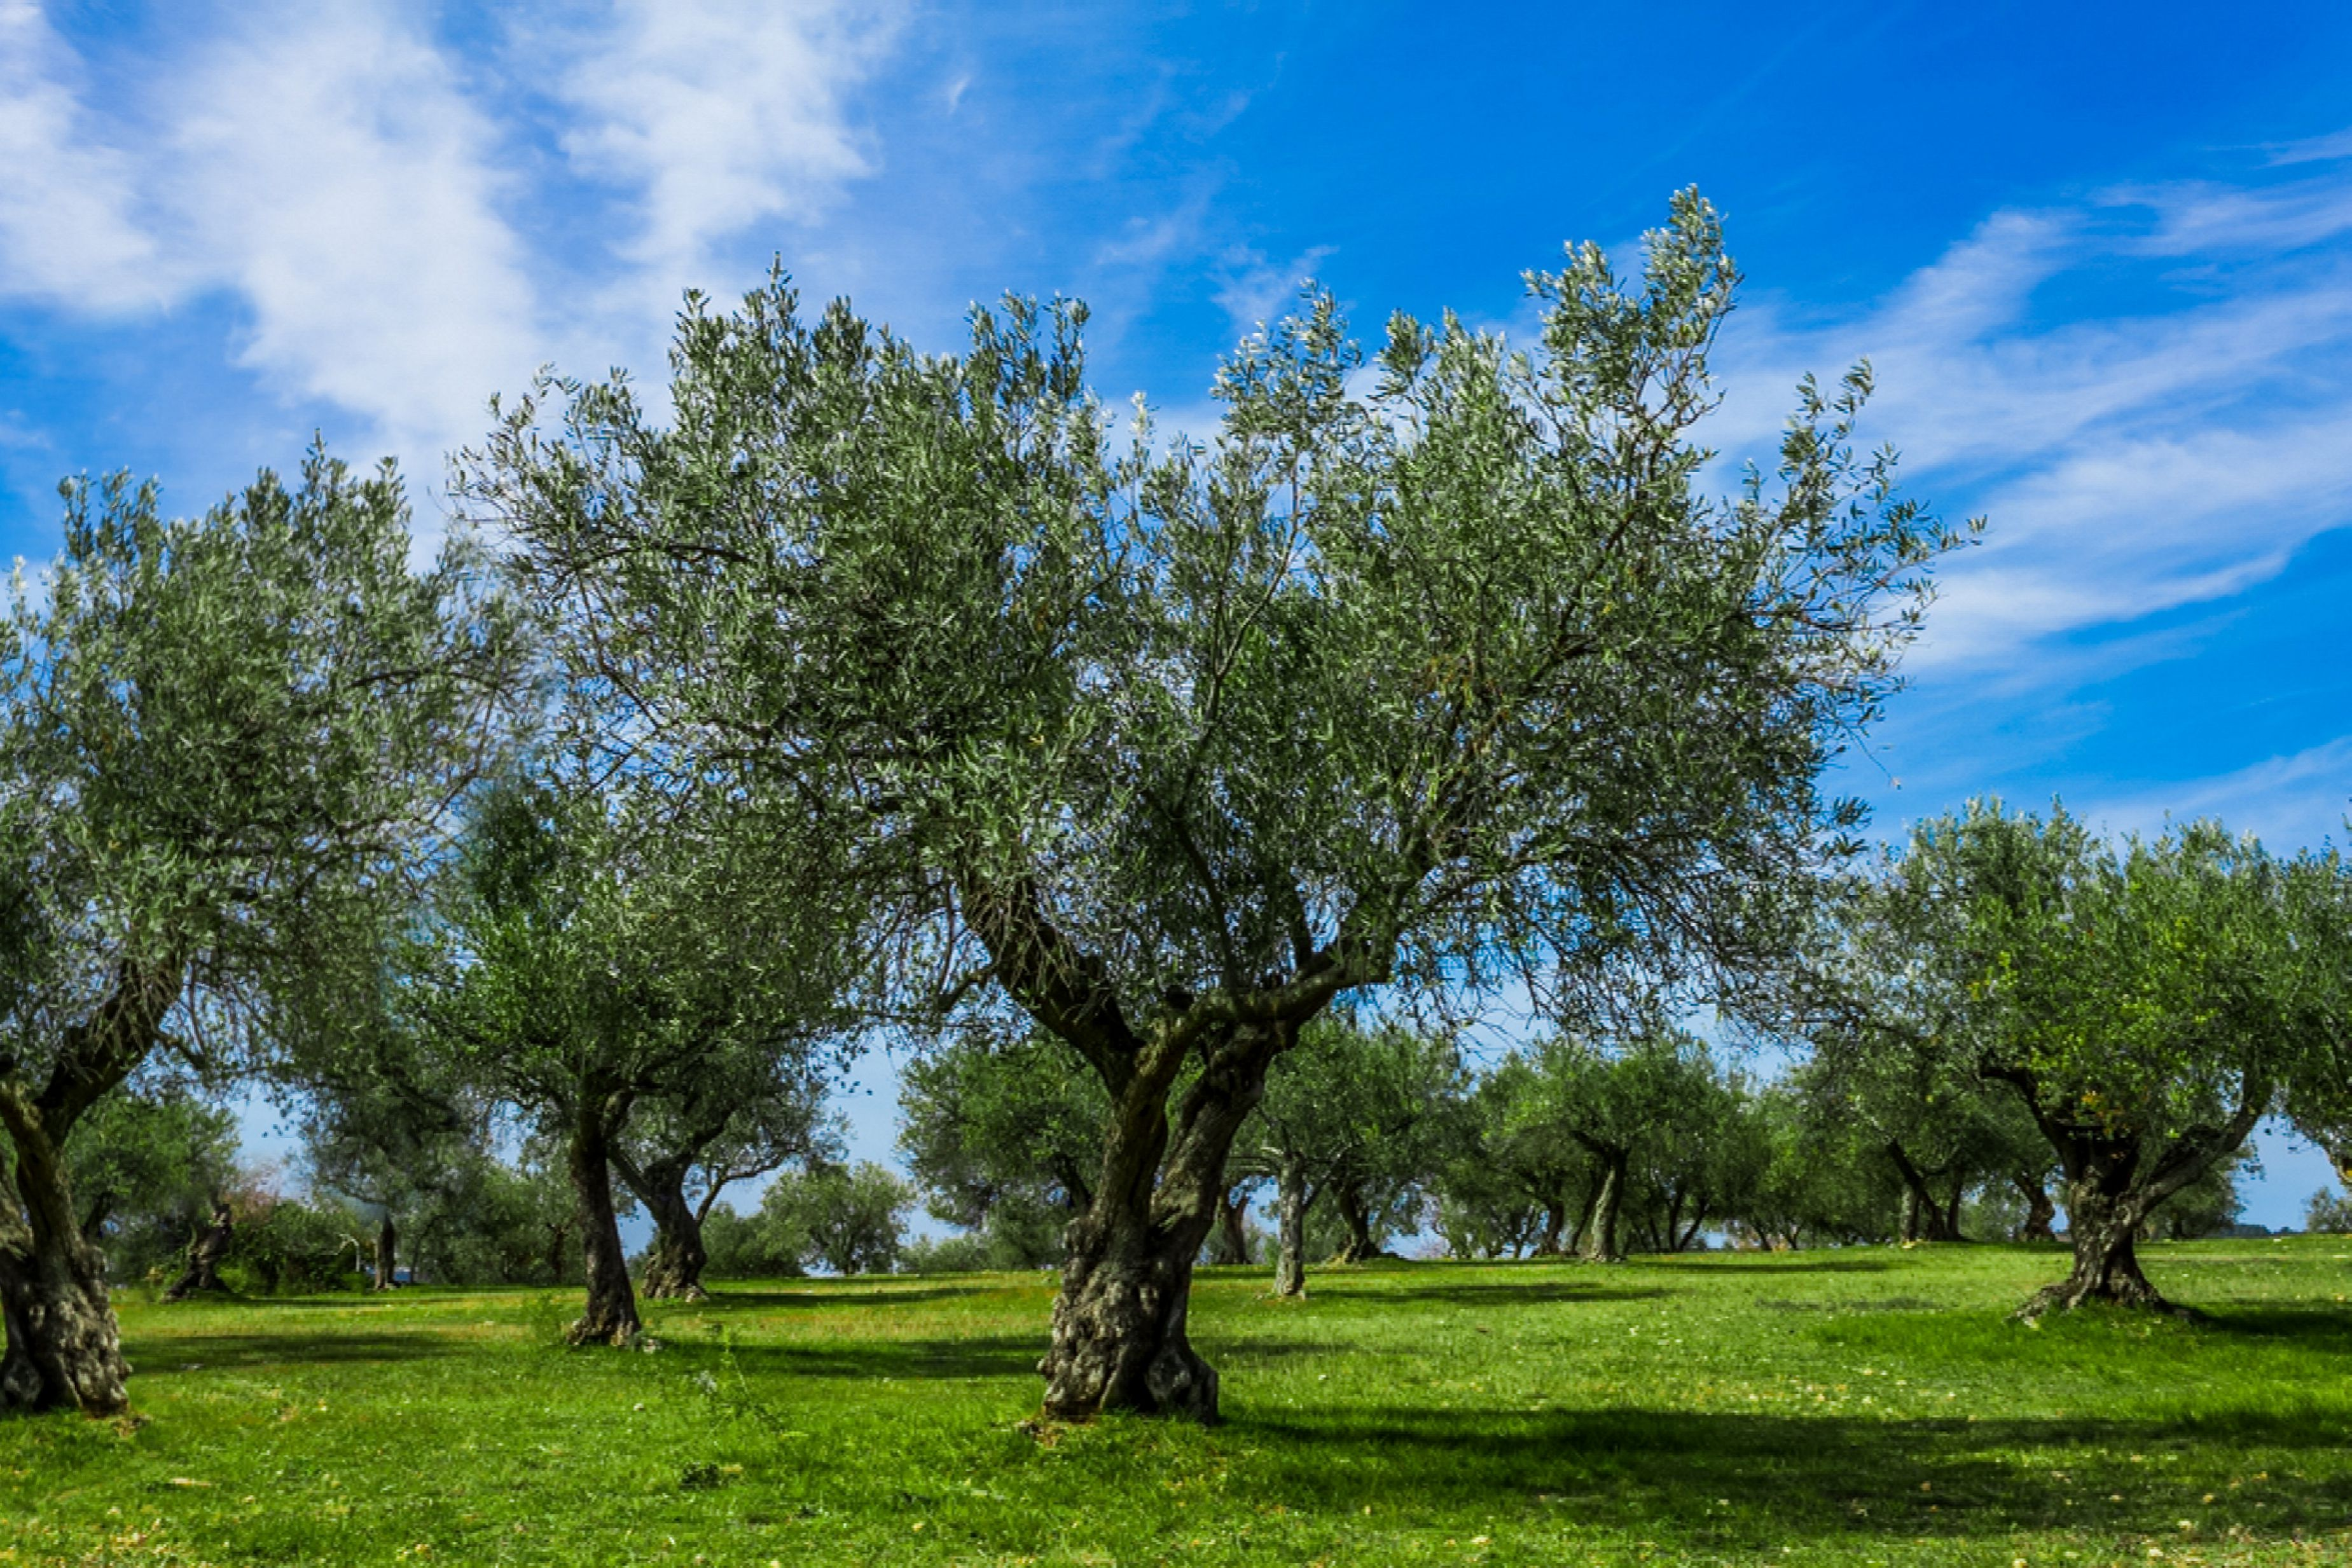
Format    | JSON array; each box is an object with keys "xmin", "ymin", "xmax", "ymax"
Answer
[
  {"xmin": 1273, "ymin": 1155, "xmax": 1309, "ymax": 1298},
  {"xmin": 372, "ymin": 1213, "xmax": 399, "ymax": 1291},
  {"xmin": 1577, "ymin": 1148, "xmax": 1628, "ymax": 1262},
  {"xmin": 163, "ymin": 1202, "xmax": 234, "ymax": 1300},
  {"xmin": 565, "ymin": 1100, "xmax": 640, "ymax": 1345}
]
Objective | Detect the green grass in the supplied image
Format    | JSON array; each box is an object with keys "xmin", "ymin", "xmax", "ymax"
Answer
[{"xmin": 6, "ymin": 1239, "xmax": 2351, "ymax": 1566}]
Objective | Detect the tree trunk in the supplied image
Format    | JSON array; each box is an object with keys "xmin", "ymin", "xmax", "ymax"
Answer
[
  {"xmin": 1038, "ymin": 1023, "xmax": 1287, "ymax": 1426},
  {"xmin": 1207, "ymin": 1185, "xmax": 1250, "ymax": 1266},
  {"xmin": 638, "ymin": 1176, "xmax": 709, "ymax": 1301},
  {"xmin": 2016, "ymin": 1175, "xmax": 2058, "ymax": 1241},
  {"xmin": 1332, "ymin": 1180, "xmax": 1386, "ymax": 1263},
  {"xmin": 0, "ymin": 1150, "xmax": 130, "ymax": 1415},
  {"xmin": 373, "ymin": 1213, "xmax": 398, "ymax": 1291},
  {"xmin": 163, "ymin": 1202, "xmax": 234, "ymax": 1300},
  {"xmin": 1580, "ymin": 1152, "xmax": 1626, "ymax": 1262},
  {"xmin": 1885, "ymin": 1143, "xmax": 1959, "ymax": 1243},
  {"xmin": 1533, "ymin": 1199, "xmax": 1568, "ymax": 1257},
  {"xmin": 2019, "ymin": 1179, "xmax": 2172, "ymax": 1316},
  {"xmin": 1273, "ymin": 1155, "xmax": 1309, "ymax": 1298},
  {"xmin": 565, "ymin": 1108, "xmax": 640, "ymax": 1345}
]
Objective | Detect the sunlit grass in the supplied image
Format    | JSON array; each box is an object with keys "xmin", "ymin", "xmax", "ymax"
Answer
[{"xmin": 5, "ymin": 1238, "xmax": 2349, "ymax": 1565}]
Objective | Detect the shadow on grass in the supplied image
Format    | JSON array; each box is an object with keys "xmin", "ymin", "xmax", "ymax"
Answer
[
  {"xmin": 119, "ymin": 1331, "xmax": 465, "ymax": 1370},
  {"xmin": 1231, "ymin": 1403, "xmax": 2352, "ymax": 1545},
  {"xmin": 695, "ymin": 1284, "xmax": 1009, "ymax": 1310},
  {"xmin": 2202, "ymin": 1307, "xmax": 2352, "ymax": 1351},
  {"xmin": 1338, "ymin": 1281, "xmax": 1672, "ymax": 1308}
]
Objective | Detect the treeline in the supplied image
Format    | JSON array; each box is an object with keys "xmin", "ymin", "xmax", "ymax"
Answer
[{"xmin": 3, "ymin": 191, "xmax": 2346, "ymax": 1430}]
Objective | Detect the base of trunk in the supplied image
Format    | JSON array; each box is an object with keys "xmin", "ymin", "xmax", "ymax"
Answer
[
  {"xmin": 565, "ymin": 1294, "xmax": 643, "ymax": 1346},
  {"xmin": 2016, "ymin": 1225, "xmax": 2193, "ymax": 1320},
  {"xmin": 1, "ymin": 1252, "xmax": 130, "ymax": 1415},
  {"xmin": 1040, "ymin": 1241, "xmax": 1217, "ymax": 1424}
]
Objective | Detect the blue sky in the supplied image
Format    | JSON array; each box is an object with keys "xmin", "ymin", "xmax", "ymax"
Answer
[{"xmin": 6, "ymin": 1, "xmax": 2349, "ymax": 1227}]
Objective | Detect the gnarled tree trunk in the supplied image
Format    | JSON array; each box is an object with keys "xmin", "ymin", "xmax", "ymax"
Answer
[
  {"xmin": 1533, "ymin": 1198, "xmax": 1568, "ymax": 1257},
  {"xmin": 373, "ymin": 1213, "xmax": 398, "ymax": 1291},
  {"xmin": 1579, "ymin": 1150, "xmax": 1628, "ymax": 1262},
  {"xmin": 1039, "ymin": 1023, "xmax": 1289, "ymax": 1426},
  {"xmin": 1273, "ymin": 1155, "xmax": 1309, "ymax": 1298},
  {"xmin": 637, "ymin": 1176, "xmax": 709, "ymax": 1301},
  {"xmin": 2012, "ymin": 1097, "xmax": 2262, "ymax": 1319},
  {"xmin": 2015, "ymin": 1174, "xmax": 2058, "ymax": 1241},
  {"xmin": 1331, "ymin": 1181, "xmax": 1388, "ymax": 1263},
  {"xmin": 163, "ymin": 1202, "xmax": 234, "ymax": 1300},
  {"xmin": 1207, "ymin": 1184, "xmax": 1251, "ymax": 1266},
  {"xmin": 1, "ymin": 1145, "xmax": 130, "ymax": 1415},
  {"xmin": 565, "ymin": 1104, "xmax": 640, "ymax": 1345}
]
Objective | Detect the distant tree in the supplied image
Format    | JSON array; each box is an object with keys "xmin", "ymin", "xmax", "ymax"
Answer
[
  {"xmin": 1437, "ymin": 1055, "xmax": 1589, "ymax": 1259},
  {"xmin": 419, "ymin": 771, "xmax": 859, "ymax": 1344},
  {"xmin": 612, "ymin": 1047, "xmax": 836, "ymax": 1300},
  {"xmin": 899, "ymin": 1028, "xmax": 1107, "ymax": 1270},
  {"xmin": 1246, "ymin": 1015, "xmax": 1460, "ymax": 1295},
  {"xmin": 1530, "ymin": 1029, "xmax": 1728, "ymax": 1262},
  {"xmin": 64, "ymin": 1083, "xmax": 238, "ymax": 1283},
  {"xmin": 1723, "ymin": 1083, "xmax": 1898, "ymax": 1249},
  {"xmin": 1795, "ymin": 1027, "xmax": 2045, "ymax": 1244},
  {"xmin": 2141, "ymin": 1148, "xmax": 2249, "ymax": 1241},
  {"xmin": 2305, "ymin": 1188, "xmax": 2352, "ymax": 1235},
  {"xmin": 1822, "ymin": 803, "xmax": 2340, "ymax": 1316},
  {"xmin": 0, "ymin": 456, "xmax": 516, "ymax": 1413},
  {"xmin": 474, "ymin": 191, "xmax": 1962, "ymax": 1419},
  {"xmin": 762, "ymin": 1162, "xmax": 914, "ymax": 1276}
]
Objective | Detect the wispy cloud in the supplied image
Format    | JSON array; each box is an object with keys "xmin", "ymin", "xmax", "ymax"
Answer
[
  {"xmin": 1212, "ymin": 243, "xmax": 1334, "ymax": 341},
  {"xmin": 1710, "ymin": 152, "xmax": 2352, "ymax": 675},
  {"xmin": 2080, "ymin": 735, "xmax": 2352, "ymax": 851},
  {"xmin": 162, "ymin": 1, "xmax": 541, "ymax": 468},
  {"xmin": 553, "ymin": 0, "xmax": 903, "ymax": 306},
  {"xmin": 0, "ymin": 1, "xmax": 163, "ymax": 310},
  {"xmin": 0, "ymin": 0, "xmax": 902, "ymax": 486}
]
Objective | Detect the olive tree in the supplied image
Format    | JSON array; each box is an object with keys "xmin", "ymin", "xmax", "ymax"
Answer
[
  {"xmin": 899, "ymin": 1027, "xmax": 1108, "ymax": 1269},
  {"xmin": 613, "ymin": 1057, "xmax": 833, "ymax": 1300},
  {"xmin": 418, "ymin": 773, "xmax": 857, "ymax": 1344},
  {"xmin": 1826, "ymin": 803, "xmax": 2340, "ymax": 1316},
  {"xmin": 0, "ymin": 457, "xmax": 515, "ymax": 1414},
  {"xmin": 467, "ymin": 191, "xmax": 1960, "ymax": 1420},
  {"xmin": 1246, "ymin": 1014, "xmax": 1461, "ymax": 1294}
]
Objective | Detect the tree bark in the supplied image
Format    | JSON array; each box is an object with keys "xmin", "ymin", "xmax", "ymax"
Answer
[
  {"xmin": 1037, "ymin": 1022, "xmax": 1290, "ymax": 1426},
  {"xmin": 1, "ymin": 957, "xmax": 181, "ymax": 1413},
  {"xmin": 1331, "ymin": 1181, "xmax": 1388, "ymax": 1263},
  {"xmin": 1885, "ymin": 1142, "xmax": 1960, "ymax": 1243},
  {"xmin": 2015, "ymin": 1174, "xmax": 2058, "ymax": 1241},
  {"xmin": 2019, "ymin": 1178, "xmax": 2171, "ymax": 1315},
  {"xmin": 1579, "ymin": 1152, "xmax": 1627, "ymax": 1262},
  {"xmin": 565, "ymin": 1104, "xmax": 640, "ymax": 1345},
  {"xmin": 163, "ymin": 1202, "xmax": 234, "ymax": 1300},
  {"xmin": 373, "ymin": 1212, "xmax": 398, "ymax": 1291},
  {"xmin": 2011, "ymin": 1097, "xmax": 2262, "ymax": 1319},
  {"xmin": 637, "ymin": 1177, "xmax": 709, "ymax": 1301},
  {"xmin": 1207, "ymin": 1185, "xmax": 1250, "ymax": 1266},
  {"xmin": 1273, "ymin": 1155, "xmax": 1309, "ymax": 1298},
  {"xmin": 0, "ymin": 1145, "xmax": 130, "ymax": 1414},
  {"xmin": 1533, "ymin": 1198, "xmax": 1568, "ymax": 1257}
]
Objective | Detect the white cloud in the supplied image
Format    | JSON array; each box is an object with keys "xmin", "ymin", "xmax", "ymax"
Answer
[
  {"xmin": 1212, "ymin": 243, "xmax": 1334, "ymax": 341},
  {"xmin": 160, "ymin": 2, "xmax": 542, "ymax": 474},
  {"xmin": 555, "ymin": 0, "xmax": 901, "ymax": 299},
  {"xmin": 2081, "ymin": 736, "xmax": 2352, "ymax": 852},
  {"xmin": 0, "ymin": 1, "xmax": 165, "ymax": 310},
  {"xmin": 1710, "ymin": 164, "xmax": 2352, "ymax": 675}
]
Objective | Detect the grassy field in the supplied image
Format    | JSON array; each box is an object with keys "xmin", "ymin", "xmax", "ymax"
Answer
[{"xmin": 4, "ymin": 1240, "xmax": 2350, "ymax": 1567}]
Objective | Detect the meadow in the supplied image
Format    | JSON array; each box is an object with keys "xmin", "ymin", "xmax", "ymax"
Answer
[{"xmin": 4, "ymin": 1241, "xmax": 2349, "ymax": 1567}]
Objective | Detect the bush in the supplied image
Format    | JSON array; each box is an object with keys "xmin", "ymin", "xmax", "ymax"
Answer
[{"xmin": 2306, "ymin": 1189, "xmax": 2352, "ymax": 1234}]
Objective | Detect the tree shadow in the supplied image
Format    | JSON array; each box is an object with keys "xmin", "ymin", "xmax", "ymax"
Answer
[
  {"xmin": 693, "ymin": 1283, "xmax": 1012, "ymax": 1310},
  {"xmin": 119, "ymin": 1331, "xmax": 466, "ymax": 1371},
  {"xmin": 1227, "ymin": 1403, "xmax": 2352, "ymax": 1546},
  {"xmin": 1337, "ymin": 1281, "xmax": 1672, "ymax": 1308}
]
